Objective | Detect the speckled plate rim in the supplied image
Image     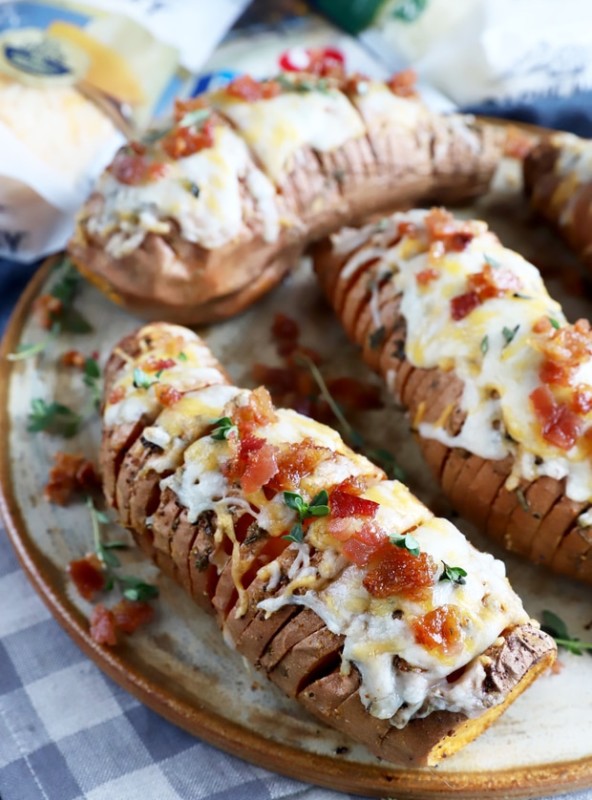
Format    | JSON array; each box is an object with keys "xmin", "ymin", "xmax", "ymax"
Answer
[{"xmin": 2, "ymin": 255, "xmax": 592, "ymax": 800}]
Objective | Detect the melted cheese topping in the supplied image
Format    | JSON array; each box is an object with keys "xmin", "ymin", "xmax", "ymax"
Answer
[
  {"xmin": 103, "ymin": 324, "xmax": 226, "ymax": 428},
  {"xmin": 85, "ymin": 125, "xmax": 279, "ymax": 257},
  {"xmin": 352, "ymin": 82, "xmax": 427, "ymax": 133},
  {"xmin": 336, "ymin": 210, "xmax": 592, "ymax": 502},
  {"xmin": 213, "ymin": 89, "xmax": 365, "ymax": 184}
]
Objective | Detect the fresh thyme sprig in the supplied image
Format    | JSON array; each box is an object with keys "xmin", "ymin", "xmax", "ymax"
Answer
[
  {"xmin": 87, "ymin": 497, "xmax": 159, "ymax": 602},
  {"xmin": 541, "ymin": 610, "xmax": 592, "ymax": 655}
]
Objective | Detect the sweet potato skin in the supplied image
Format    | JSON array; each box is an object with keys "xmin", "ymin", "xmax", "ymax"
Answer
[
  {"xmin": 70, "ymin": 93, "xmax": 502, "ymax": 325},
  {"xmin": 313, "ymin": 225, "xmax": 592, "ymax": 585},
  {"xmin": 100, "ymin": 324, "xmax": 556, "ymax": 766},
  {"xmin": 524, "ymin": 135, "xmax": 592, "ymax": 269}
]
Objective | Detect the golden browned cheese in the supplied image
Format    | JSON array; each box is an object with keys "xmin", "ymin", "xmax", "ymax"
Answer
[
  {"xmin": 70, "ymin": 75, "xmax": 502, "ymax": 324},
  {"xmin": 313, "ymin": 212, "xmax": 592, "ymax": 584},
  {"xmin": 100, "ymin": 322, "xmax": 555, "ymax": 766}
]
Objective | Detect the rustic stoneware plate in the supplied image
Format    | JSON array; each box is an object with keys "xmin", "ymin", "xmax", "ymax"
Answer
[{"xmin": 2, "ymin": 153, "xmax": 592, "ymax": 800}]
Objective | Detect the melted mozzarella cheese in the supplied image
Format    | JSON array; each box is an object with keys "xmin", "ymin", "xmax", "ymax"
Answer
[
  {"xmin": 214, "ymin": 89, "xmax": 365, "ymax": 183},
  {"xmin": 258, "ymin": 479, "xmax": 527, "ymax": 725},
  {"xmin": 352, "ymin": 82, "xmax": 426, "ymax": 133},
  {"xmin": 338, "ymin": 210, "xmax": 592, "ymax": 503},
  {"xmin": 86, "ymin": 125, "xmax": 279, "ymax": 257}
]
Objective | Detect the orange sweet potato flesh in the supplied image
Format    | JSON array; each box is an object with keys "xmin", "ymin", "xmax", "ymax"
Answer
[
  {"xmin": 313, "ymin": 233, "xmax": 592, "ymax": 584},
  {"xmin": 100, "ymin": 325, "xmax": 556, "ymax": 766},
  {"xmin": 70, "ymin": 90, "xmax": 501, "ymax": 325},
  {"xmin": 524, "ymin": 136, "xmax": 592, "ymax": 269}
]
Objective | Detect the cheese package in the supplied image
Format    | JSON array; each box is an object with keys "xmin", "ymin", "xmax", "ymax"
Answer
[{"xmin": 0, "ymin": 0, "xmax": 248, "ymax": 262}]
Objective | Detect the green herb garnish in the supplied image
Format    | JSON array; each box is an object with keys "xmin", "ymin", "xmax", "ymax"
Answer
[
  {"xmin": 484, "ymin": 254, "xmax": 501, "ymax": 269},
  {"xmin": 179, "ymin": 108, "xmax": 211, "ymax": 129},
  {"xmin": 83, "ymin": 357, "xmax": 102, "ymax": 409},
  {"xmin": 133, "ymin": 367, "xmax": 158, "ymax": 390},
  {"xmin": 548, "ymin": 317, "xmax": 560, "ymax": 330},
  {"xmin": 390, "ymin": 533, "xmax": 420, "ymax": 556},
  {"xmin": 210, "ymin": 416, "xmax": 238, "ymax": 441},
  {"xmin": 480, "ymin": 335, "xmax": 489, "ymax": 355},
  {"xmin": 27, "ymin": 398, "xmax": 81, "ymax": 437},
  {"xmin": 439, "ymin": 561, "xmax": 468, "ymax": 585},
  {"xmin": 502, "ymin": 324, "xmax": 520, "ymax": 347},
  {"xmin": 178, "ymin": 351, "xmax": 188, "ymax": 361},
  {"xmin": 283, "ymin": 522, "xmax": 305, "ymax": 544},
  {"xmin": 283, "ymin": 489, "xmax": 329, "ymax": 522},
  {"xmin": 541, "ymin": 610, "xmax": 592, "ymax": 655}
]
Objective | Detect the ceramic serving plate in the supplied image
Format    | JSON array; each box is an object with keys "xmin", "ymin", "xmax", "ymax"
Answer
[{"xmin": 1, "ymin": 152, "xmax": 592, "ymax": 800}]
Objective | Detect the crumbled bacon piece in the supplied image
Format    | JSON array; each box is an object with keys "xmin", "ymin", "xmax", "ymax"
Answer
[
  {"xmin": 341, "ymin": 523, "xmax": 383, "ymax": 566},
  {"xmin": 539, "ymin": 319, "xmax": 592, "ymax": 371},
  {"xmin": 530, "ymin": 385, "xmax": 582, "ymax": 450},
  {"xmin": 112, "ymin": 599, "xmax": 155, "ymax": 634},
  {"xmin": 33, "ymin": 294, "xmax": 62, "ymax": 329},
  {"xmin": 173, "ymin": 96, "xmax": 206, "ymax": 122},
  {"xmin": 398, "ymin": 220, "xmax": 418, "ymax": 238},
  {"xmin": 416, "ymin": 268, "xmax": 439, "ymax": 286},
  {"xmin": 142, "ymin": 356, "xmax": 176, "ymax": 373},
  {"xmin": 108, "ymin": 386, "xmax": 125, "ymax": 405},
  {"xmin": 539, "ymin": 359, "xmax": 570, "ymax": 387},
  {"xmin": 90, "ymin": 604, "xmax": 118, "ymax": 646},
  {"xmin": 412, "ymin": 605, "xmax": 465, "ymax": 654},
  {"xmin": 226, "ymin": 434, "xmax": 279, "ymax": 494},
  {"xmin": 267, "ymin": 439, "xmax": 330, "ymax": 492},
  {"xmin": 225, "ymin": 75, "xmax": 281, "ymax": 101},
  {"xmin": 162, "ymin": 117, "xmax": 216, "ymax": 160},
  {"xmin": 109, "ymin": 148, "xmax": 167, "ymax": 185},
  {"xmin": 69, "ymin": 554, "xmax": 105, "ymax": 600},
  {"xmin": 386, "ymin": 68, "xmax": 418, "ymax": 98},
  {"xmin": 533, "ymin": 316, "xmax": 554, "ymax": 335},
  {"xmin": 61, "ymin": 350, "xmax": 86, "ymax": 369},
  {"xmin": 325, "ymin": 377, "xmax": 382, "ymax": 412},
  {"xmin": 467, "ymin": 263, "xmax": 522, "ymax": 301},
  {"xmin": 233, "ymin": 386, "xmax": 277, "ymax": 437},
  {"xmin": 341, "ymin": 71, "xmax": 370, "ymax": 95},
  {"xmin": 424, "ymin": 208, "xmax": 476, "ymax": 252},
  {"xmin": 155, "ymin": 384, "xmax": 183, "ymax": 407},
  {"xmin": 330, "ymin": 490, "xmax": 379, "ymax": 519},
  {"xmin": 363, "ymin": 543, "xmax": 436, "ymax": 600},
  {"xmin": 572, "ymin": 387, "xmax": 592, "ymax": 415},
  {"xmin": 45, "ymin": 452, "xmax": 100, "ymax": 505},
  {"xmin": 450, "ymin": 291, "xmax": 481, "ymax": 321}
]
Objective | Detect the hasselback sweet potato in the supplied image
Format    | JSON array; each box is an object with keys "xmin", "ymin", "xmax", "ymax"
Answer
[
  {"xmin": 70, "ymin": 72, "xmax": 501, "ymax": 325},
  {"xmin": 100, "ymin": 322, "xmax": 555, "ymax": 765},
  {"xmin": 313, "ymin": 207, "xmax": 592, "ymax": 583},
  {"xmin": 524, "ymin": 132, "xmax": 592, "ymax": 270}
]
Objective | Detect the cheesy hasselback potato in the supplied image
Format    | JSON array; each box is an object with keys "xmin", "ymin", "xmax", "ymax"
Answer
[
  {"xmin": 524, "ymin": 132, "xmax": 592, "ymax": 269},
  {"xmin": 70, "ymin": 71, "xmax": 501, "ymax": 324},
  {"xmin": 313, "ymin": 208, "xmax": 592, "ymax": 583},
  {"xmin": 101, "ymin": 322, "xmax": 555, "ymax": 766}
]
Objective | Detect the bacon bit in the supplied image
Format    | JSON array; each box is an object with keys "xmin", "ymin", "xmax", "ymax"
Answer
[
  {"xmin": 530, "ymin": 385, "xmax": 582, "ymax": 450},
  {"xmin": 267, "ymin": 439, "xmax": 330, "ymax": 492},
  {"xmin": 90, "ymin": 604, "xmax": 118, "ymax": 646},
  {"xmin": 398, "ymin": 220, "xmax": 418, "ymax": 238},
  {"xmin": 271, "ymin": 313, "xmax": 300, "ymax": 343},
  {"xmin": 539, "ymin": 359, "xmax": 570, "ymax": 387},
  {"xmin": 416, "ymin": 268, "xmax": 439, "ymax": 286},
  {"xmin": 468, "ymin": 263, "xmax": 522, "ymax": 301},
  {"xmin": 386, "ymin": 68, "xmax": 418, "ymax": 98},
  {"xmin": 412, "ymin": 605, "xmax": 465, "ymax": 654},
  {"xmin": 325, "ymin": 376, "xmax": 383, "ymax": 412},
  {"xmin": 504, "ymin": 126, "xmax": 536, "ymax": 160},
  {"xmin": 69, "ymin": 554, "xmax": 105, "ymax": 600},
  {"xmin": 240, "ymin": 439, "xmax": 279, "ymax": 494},
  {"xmin": 539, "ymin": 320, "xmax": 592, "ymax": 370},
  {"xmin": 341, "ymin": 523, "xmax": 383, "ymax": 566},
  {"xmin": 225, "ymin": 75, "xmax": 281, "ymax": 101},
  {"xmin": 142, "ymin": 356, "xmax": 176, "ymax": 373},
  {"xmin": 154, "ymin": 384, "xmax": 183, "ymax": 407},
  {"xmin": 108, "ymin": 385, "xmax": 125, "ymax": 405},
  {"xmin": 173, "ymin": 96, "xmax": 206, "ymax": 122},
  {"xmin": 45, "ymin": 452, "xmax": 100, "ymax": 505},
  {"xmin": 330, "ymin": 490, "xmax": 379, "ymax": 519},
  {"xmin": 573, "ymin": 387, "xmax": 592, "ymax": 415},
  {"xmin": 533, "ymin": 316, "xmax": 554, "ymax": 335},
  {"xmin": 363, "ymin": 543, "xmax": 437, "ymax": 600},
  {"xmin": 450, "ymin": 291, "xmax": 481, "ymax": 321},
  {"xmin": 109, "ymin": 149, "xmax": 167, "ymax": 185},
  {"xmin": 111, "ymin": 599, "xmax": 155, "ymax": 635},
  {"xmin": 60, "ymin": 349, "xmax": 86, "ymax": 369},
  {"xmin": 162, "ymin": 118, "xmax": 216, "ymax": 160},
  {"xmin": 33, "ymin": 294, "xmax": 63, "ymax": 329},
  {"xmin": 233, "ymin": 386, "xmax": 277, "ymax": 437},
  {"xmin": 341, "ymin": 71, "xmax": 370, "ymax": 95},
  {"xmin": 425, "ymin": 208, "xmax": 476, "ymax": 253}
]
